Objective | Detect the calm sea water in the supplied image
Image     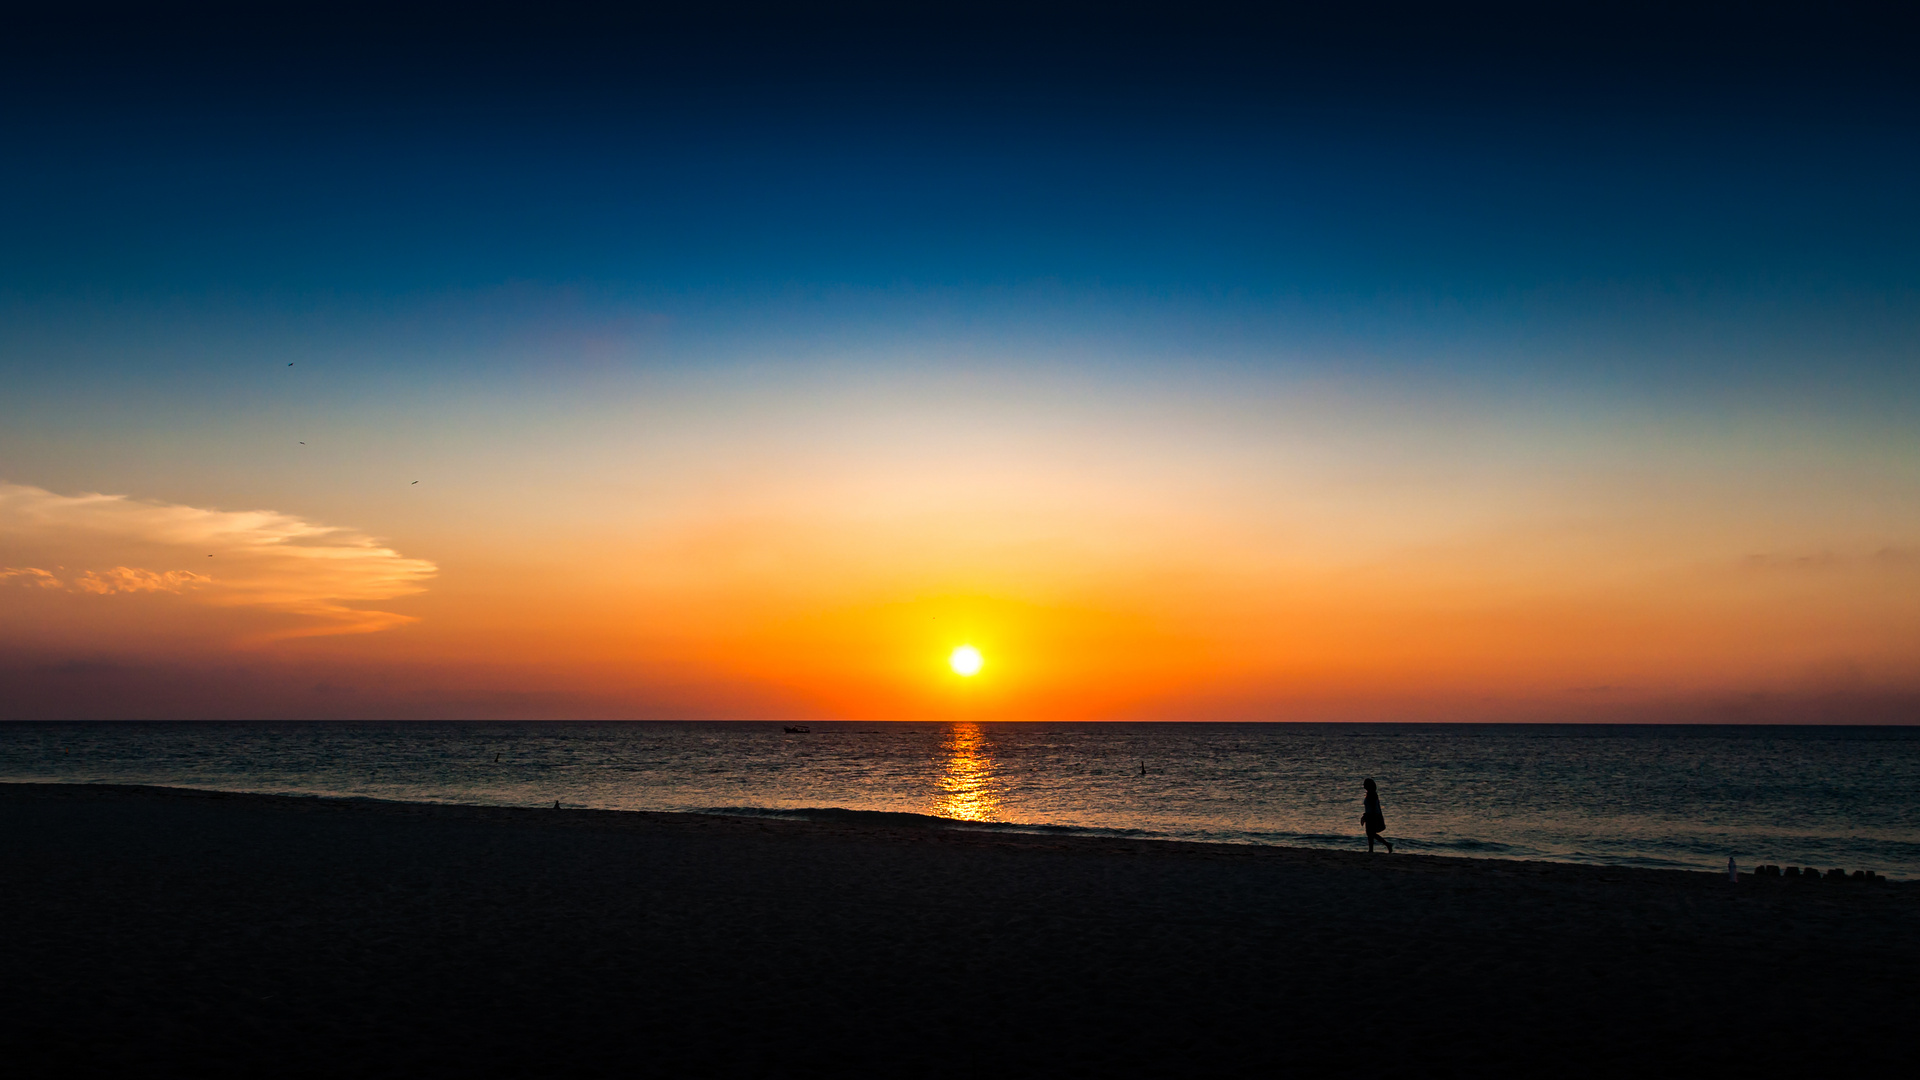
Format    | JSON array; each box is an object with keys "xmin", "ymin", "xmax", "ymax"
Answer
[{"xmin": 3, "ymin": 721, "xmax": 1916, "ymax": 878}]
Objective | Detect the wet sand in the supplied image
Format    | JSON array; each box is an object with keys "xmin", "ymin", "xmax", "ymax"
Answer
[{"xmin": 3, "ymin": 783, "xmax": 1913, "ymax": 1076}]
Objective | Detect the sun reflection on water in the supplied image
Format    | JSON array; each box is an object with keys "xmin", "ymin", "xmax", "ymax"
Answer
[{"xmin": 932, "ymin": 722, "xmax": 1001, "ymax": 822}]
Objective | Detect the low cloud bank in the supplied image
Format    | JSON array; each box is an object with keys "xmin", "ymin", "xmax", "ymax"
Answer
[
  {"xmin": 2, "ymin": 565, "xmax": 214, "ymax": 595},
  {"xmin": 0, "ymin": 482, "xmax": 435, "ymax": 638}
]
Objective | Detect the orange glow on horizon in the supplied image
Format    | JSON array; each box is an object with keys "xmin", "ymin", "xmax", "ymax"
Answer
[{"xmin": 8, "ymin": 377, "xmax": 1920, "ymax": 724}]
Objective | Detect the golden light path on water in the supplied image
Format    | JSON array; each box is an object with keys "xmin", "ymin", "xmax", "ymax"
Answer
[{"xmin": 931, "ymin": 722, "xmax": 1001, "ymax": 822}]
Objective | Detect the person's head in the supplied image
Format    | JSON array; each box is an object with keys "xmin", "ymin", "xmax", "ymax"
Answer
[{"xmin": 1363, "ymin": 778, "xmax": 1376, "ymax": 793}]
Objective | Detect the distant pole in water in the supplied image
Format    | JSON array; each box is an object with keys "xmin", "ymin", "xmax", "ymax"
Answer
[
  {"xmin": 554, "ymin": 799, "xmax": 560, "ymax": 810},
  {"xmin": 1140, "ymin": 761, "xmax": 1147, "ymax": 776}
]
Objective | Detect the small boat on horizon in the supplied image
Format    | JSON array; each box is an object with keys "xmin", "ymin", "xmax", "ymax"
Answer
[{"xmin": 783, "ymin": 725, "xmax": 811, "ymax": 734}]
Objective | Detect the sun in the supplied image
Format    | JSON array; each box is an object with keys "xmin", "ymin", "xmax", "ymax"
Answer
[{"xmin": 949, "ymin": 645, "xmax": 983, "ymax": 677}]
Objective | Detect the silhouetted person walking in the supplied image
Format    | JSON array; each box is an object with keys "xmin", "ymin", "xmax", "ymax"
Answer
[{"xmin": 1362, "ymin": 777, "xmax": 1393, "ymax": 853}]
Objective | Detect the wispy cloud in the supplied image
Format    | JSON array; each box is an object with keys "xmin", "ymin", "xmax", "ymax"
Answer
[
  {"xmin": 73, "ymin": 567, "xmax": 212, "ymax": 594},
  {"xmin": 3, "ymin": 565, "xmax": 216, "ymax": 594},
  {"xmin": 0, "ymin": 482, "xmax": 435, "ymax": 638},
  {"xmin": 0, "ymin": 566, "xmax": 64, "ymax": 588},
  {"xmin": 1740, "ymin": 550, "xmax": 1844, "ymax": 571},
  {"xmin": 1738, "ymin": 548, "xmax": 1920, "ymax": 572},
  {"xmin": 5, "ymin": 564, "xmax": 214, "ymax": 595}
]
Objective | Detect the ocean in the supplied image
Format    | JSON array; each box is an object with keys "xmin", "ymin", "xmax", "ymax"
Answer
[{"xmin": 3, "ymin": 720, "xmax": 1916, "ymax": 878}]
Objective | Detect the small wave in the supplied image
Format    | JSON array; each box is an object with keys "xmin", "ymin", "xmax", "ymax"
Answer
[
  {"xmin": 702, "ymin": 810, "xmax": 1528, "ymax": 852},
  {"xmin": 704, "ymin": 805, "xmax": 989, "ymax": 829},
  {"xmin": 700, "ymin": 805, "xmax": 1169, "ymax": 840},
  {"xmin": 1429, "ymin": 837, "xmax": 1519, "ymax": 854}
]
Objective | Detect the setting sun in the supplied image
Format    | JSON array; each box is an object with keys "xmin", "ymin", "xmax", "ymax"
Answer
[{"xmin": 948, "ymin": 645, "xmax": 983, "ymax": 677}]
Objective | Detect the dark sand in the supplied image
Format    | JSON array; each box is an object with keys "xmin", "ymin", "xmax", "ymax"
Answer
[{"xmin": 3, "ymin": 784, "xmax": 1913, "ymax": 1077}]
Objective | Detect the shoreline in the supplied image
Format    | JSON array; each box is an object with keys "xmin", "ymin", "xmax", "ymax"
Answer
[
  {"xmin": 6, "ymin": 778, "xmax": 1908, "ymax": 884},
  {"xmin": 5, "ymin": 781, "xmax": 1915, "ymax": 1074}
]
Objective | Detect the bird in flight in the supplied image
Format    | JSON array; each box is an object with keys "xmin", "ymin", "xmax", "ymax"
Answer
[
  {"xmin": 411, "ymin": 480, "xmax": 419, "ymax": 484},
  {"xmin": 287, "ymin": 362, "xmax": 294, "ymax": 367}
]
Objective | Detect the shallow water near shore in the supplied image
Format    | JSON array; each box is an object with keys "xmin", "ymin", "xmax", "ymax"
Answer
[{"xmin": 3, "ymin": 721, "xmax": 1916, "ymax": 877}]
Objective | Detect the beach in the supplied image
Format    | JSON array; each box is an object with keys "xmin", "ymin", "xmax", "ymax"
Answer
[{"xmin": 4, "ymin": 783, "xmax": 1913, "ymax": 1076}]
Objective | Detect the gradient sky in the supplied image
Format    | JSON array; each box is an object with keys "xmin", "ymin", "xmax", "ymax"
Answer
[{"xmin": 3, "ymin": 2, "xmax": 1917, "ymax": 721}]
